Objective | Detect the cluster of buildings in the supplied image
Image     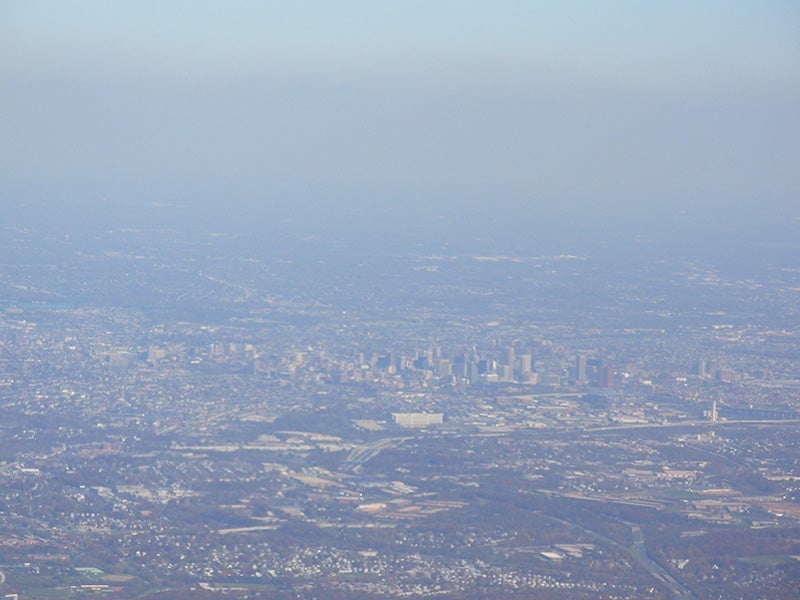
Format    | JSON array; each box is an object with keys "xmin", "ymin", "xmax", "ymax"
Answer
[{"xmin": 1, "ymin": 222, "xmax": 799, "ymax": 598}]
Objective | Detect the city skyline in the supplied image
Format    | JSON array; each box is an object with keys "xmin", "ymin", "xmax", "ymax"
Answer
[{"xmin": 1, "ymin": 4, "xmax": 800, "ymax": 597}]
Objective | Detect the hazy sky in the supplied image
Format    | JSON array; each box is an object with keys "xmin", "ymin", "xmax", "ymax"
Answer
[{"xmin": 2, "ymin": 1, "xmax": 799, "ymax": 219}]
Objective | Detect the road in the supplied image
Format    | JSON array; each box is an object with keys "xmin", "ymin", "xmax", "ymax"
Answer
[
  {"xmin": 628, "ymin": 524, "xmax": 693, "ymax": 598},
  {"xmin": 341, "ymin": 436, "xmax": 412, "ymax": 473},
  {"xmin": 534, "ymin": 509, "xmax": 693, "ymax": 598}
]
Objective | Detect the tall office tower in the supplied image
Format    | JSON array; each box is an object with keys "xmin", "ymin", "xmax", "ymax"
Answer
[
  {"xmin": 694, "ymin": 359, "xmax": 707, "ymax": 378},
  {"xmin": 437, "ymin": 359, "xmax": 452, "ymax": 378},
  {"xmin": 453, "ymin": 358, "xmax": 468, "ymax": 379},
  {"xmin": 576, "ymin": 355, "xmax": 587, "ymax": 383},
  {"xmin": 516, "ymin": 354, "xmax": 532, "ymax": 376},
  {"xmin": 598, "ymin": 364, "xmax": 615, "ymax": 387},
  {"xmin": 504, "ymin": 346, "xmax": 515, "ymax": 367},
  {"xmin": 467, "ymin": 360, "xmax": 480, "ymax": 383}
]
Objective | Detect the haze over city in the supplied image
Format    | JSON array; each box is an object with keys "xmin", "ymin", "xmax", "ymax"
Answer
[
  {"xmin": 3, "ymin": 2, "xmax": 799, "ymax": 220},
  {"xmin": 1, "ymin": 2, "xmax": 800, "ymax": 599}
]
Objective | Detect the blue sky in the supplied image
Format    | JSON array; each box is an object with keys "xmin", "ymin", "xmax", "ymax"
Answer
[
  {"xmin": 2, "ymin": 1, "xmax": 799, "ymax": 216},
  {"xmin": 4, "ymin": 2, "xmax": 798, "ymax": 80}
]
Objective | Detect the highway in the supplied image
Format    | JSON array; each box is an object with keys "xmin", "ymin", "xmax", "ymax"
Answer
[
  {"xmin": 534, "ymin": 509, "xmax": 693, "ymax": 598},
  {"xmin": 628, "ymin": 524, "xmax": 693, "ymax": 598},
  {"xmin": 341, "ymin": 436, "xmax": 412, "ymax": 473}
]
